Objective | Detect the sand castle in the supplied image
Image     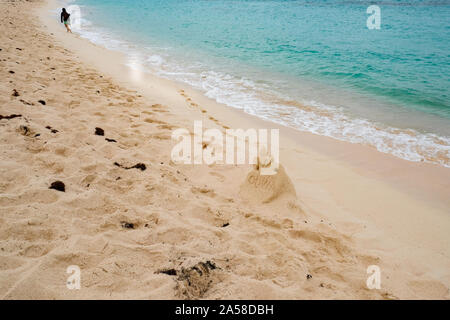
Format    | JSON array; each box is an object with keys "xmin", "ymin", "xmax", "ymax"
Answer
[{"xmin": 240, "ymin": 153, "xmax": 296, "ymax": 204}]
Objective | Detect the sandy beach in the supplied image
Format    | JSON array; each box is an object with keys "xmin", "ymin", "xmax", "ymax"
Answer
[{"xmin": 0, "ymin": 0, "xmax": 449, "ymax": 299}]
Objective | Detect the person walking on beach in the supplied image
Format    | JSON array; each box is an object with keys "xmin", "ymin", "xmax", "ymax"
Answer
[{"xmin": 61, "ymin": 8, "xmax": 72, "ymax": 33}]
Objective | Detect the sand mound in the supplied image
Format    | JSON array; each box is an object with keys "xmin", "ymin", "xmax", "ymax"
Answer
[{"xmin": 239, "ymin": 156, "xmax": 296, "ymax": 203}]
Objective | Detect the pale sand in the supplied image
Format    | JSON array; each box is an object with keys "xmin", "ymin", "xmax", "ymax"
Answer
[{"xmin": 0, "ymin": 0, "xmax": 449, "ymax": 299}]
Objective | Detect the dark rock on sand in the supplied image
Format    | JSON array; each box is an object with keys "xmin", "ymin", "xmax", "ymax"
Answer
[
  {"xmin": 114, "ymin": 162, "xmax": 146, "ymax": 171},
  {"xmin": 45, "ymin": 126, "xmax": 58, "ymax": 133},
  {"xmin": 105, "ymin": 138, "xmax": 117, "ymax": 143},
  {"xmin": 12, "ymin": 89, "xmax": 19, "ymax": 97},
  {"xmin": 306, "ymin": 274, "xmax": 312, "ymax": 280},
  {"xmin": 95, "ymin": 127, "xmax": 104, "ymax": 136},
  {"xmin": 0, "ymin": 114, "xmax": 21, "ymax": 120},
  {"xmin": 38, "ymin": 100, "xmax": 46, "ymax": 105},
  {"xmin": 222, "ymin": 223, "xmax": 230, "ymax": 228},
  {"xmin": 121, "ymin": 221, "xmax": 134, "ymax": 229},
  {"xmin": 49, "ymin": 181, "xmax": 65, "ymax": 192},
  {"xmin": 157, "ymin": 269, "xmax": 177, "ymax": 276},
  {"xmin": 130, "ymin": 163, "xmax": 146, "ymax": 171},
  {"xmin": 9, "ymin": 70, "xmax": 15, "ymax": 74}
]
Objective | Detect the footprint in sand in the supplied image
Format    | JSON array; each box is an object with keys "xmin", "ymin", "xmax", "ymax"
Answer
[
  {"xmin": 144, "ymin": 118, "xmax": 166, "ymax": 125},
  {"xmin": 150, "ymin": 104, "xmax": 169, "ymax": 113},
  {"xmin": 157, "ymin": 124, "xmax": 176, "ymax": 130},
  {"xmin": 191, "ymin": 186, "xmax": 216, "ymax": 198},
  {"xmin": 149, "ymin": 132, "xmax": 171, "ymax": 140},
  {"xmin": 209, "ymin": 171, "xmax": 225, "ymax": 182},
  {"xmin": 20, "ymin": 244, "xmax": 51, "ymax": 258}
]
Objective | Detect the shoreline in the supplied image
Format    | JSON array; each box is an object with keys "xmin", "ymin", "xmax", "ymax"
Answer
[
  {"xmin": 38, "ymin": 1, "xmax": 450, "ymax": 208},
  {"xmin": 0, "ymin": 0, "xmax": 448, "ymax": 299},
  {"xmin": 57, "ymin": 0, "xmax": 450, "ymax": 169},
  {"xmin": 40, "ymin": 0, "xmax": 450, "ymax": 205}
]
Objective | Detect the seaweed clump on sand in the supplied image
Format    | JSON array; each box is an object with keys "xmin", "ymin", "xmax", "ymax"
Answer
[
  {"xmin": 0, "ymin": 114, "xmax": 21, "ymax": 120},
  {"xmin": 114, "ymin": 162, "xmax": 146, "ymax": 171},
  {"xmin": 175, "ymin": 261, "xmax": 218, "ymax": 299},
  {"xmin": 95, "ymin": 127, "xmax": 104, "ymax": 136},
  {"xmin": 157, "ymin": 268, "xmax": 177, "ymax": 276}
]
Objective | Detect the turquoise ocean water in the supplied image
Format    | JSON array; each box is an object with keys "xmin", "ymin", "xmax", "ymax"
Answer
[{"xmin": 62, "ymin": 0, "xmax": 450, "ymax": 166}]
